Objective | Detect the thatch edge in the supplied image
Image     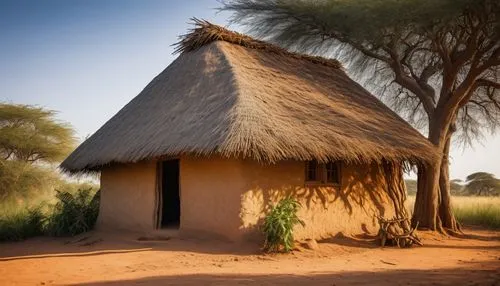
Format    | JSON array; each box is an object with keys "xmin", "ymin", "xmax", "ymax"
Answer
[{"xmin": 60, "ymin": 149, "xmax": 436, "ymax": 174}]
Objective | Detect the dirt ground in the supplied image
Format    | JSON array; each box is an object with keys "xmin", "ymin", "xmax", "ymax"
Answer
[{"xmin": 0, "ymin": 227, "xmax": 499, "ymax": 286}]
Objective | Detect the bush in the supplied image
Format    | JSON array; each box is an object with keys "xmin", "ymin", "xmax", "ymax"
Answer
[
  {"xmin": 0, "ymin": 160, "xmax": 61, "ymax": 200},
  {"xmin": 0, "ymin": 188, "xmax": 100, "ymax": 241},
  {"xmin": 262, "ymin": 197, "xmax": 304, "ymax": 253},
  {"xmin": 46, "ymin": 188, "xmax": 100, "ymax": 236},
  {"xmin": 0, "ymin": 207, "xmax": 45, "ymax": 242}
]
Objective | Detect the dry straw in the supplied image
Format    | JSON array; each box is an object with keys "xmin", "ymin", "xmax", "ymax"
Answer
[{"xmin": 61, "ymin": 20, "xmax": 438, "ymax": 173}]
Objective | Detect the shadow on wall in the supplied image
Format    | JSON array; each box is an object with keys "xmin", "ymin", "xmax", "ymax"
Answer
[
  {"xmin": 239, "ymin": 162, "xmax": 396, "ymax": 240},
  {"xmin": 71, "ymin": 264, "xmax": 500, "ymax": 285}
]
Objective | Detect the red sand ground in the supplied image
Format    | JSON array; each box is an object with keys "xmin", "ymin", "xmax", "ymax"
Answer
[{"xmin": 0, "ymin": 227, "xmax": 499, "ymax": 285}]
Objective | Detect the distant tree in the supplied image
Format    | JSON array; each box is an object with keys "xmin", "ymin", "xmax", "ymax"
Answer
[
  {"xmin": 0, "ymin": 103, "xmax": 76, "ymax": 199},
  {"xmin": 464, "ymin": 172, "xmax": 500, "ymax": 196},
  {"xmin": 222, "ymin": 0, "xmax": 500, "ymax": 232},
  {"xmin": 450, "ymin": 179, "xmax": 465, "ymax": 195},
  {"xmin": 0, "ymin": 104, "xmax": 75, "ymax": 163},
  {"xmin": 407, "ymin": 178, "xmax": 463, "ymax": 195}
]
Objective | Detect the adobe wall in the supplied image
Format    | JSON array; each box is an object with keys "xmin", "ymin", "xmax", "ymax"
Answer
[
  {"xmin": 96, "ymin": 161, "xmax": 157, "ymax": 231},
  {"xmin": 239, "ymin": 159, "xmax": 397, "ymax": 241},
  {"xmin": 179, "ymin": 156, "xmax": 246, "ymax": 241},
  {"xmin": 96, "ymin": 156, "xmax": 399, "ymax": 242},
  {"xmin": 180, "ymin": 156, "xmax": 397, "ymax": 242}
]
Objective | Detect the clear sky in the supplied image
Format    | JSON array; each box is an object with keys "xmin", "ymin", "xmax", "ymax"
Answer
[{"xmin": 1, "ymin": 0, "xmax": 498, "ymax": 180}]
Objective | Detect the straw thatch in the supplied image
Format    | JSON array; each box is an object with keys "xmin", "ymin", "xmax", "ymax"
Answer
[{"xmin": 61, "ymin": 20, "xmax": 438, "ymax": 173}]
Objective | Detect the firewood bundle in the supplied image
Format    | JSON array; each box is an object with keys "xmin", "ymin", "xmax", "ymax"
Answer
[{"xmin": 376, "ymin": 216, "xmax": 423, "ymax": 248}]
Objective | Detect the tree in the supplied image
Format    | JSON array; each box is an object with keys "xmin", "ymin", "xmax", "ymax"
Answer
[
  {"xmin": 221, "ymin": 0, "xmax": 500, "ymax": 232},
  {"xmin": 0, "ymin": 103, "xmax": 75, "ymax": 163},
  {"xmin": 464, "ymin": 172, "xmax": 500, "ymax": 196},
  {"xmin": 0, "ymin": 103, "xmax": 76, "ymax": 199},
  {"xmin": 450, "ymin": 179, "xmax": 465, "ymax": 195}
]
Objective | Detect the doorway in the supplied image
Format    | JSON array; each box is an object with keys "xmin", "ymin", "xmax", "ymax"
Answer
[{"xmin": 160, "ymin": 159, "xmax": 180, "ymax": 228}]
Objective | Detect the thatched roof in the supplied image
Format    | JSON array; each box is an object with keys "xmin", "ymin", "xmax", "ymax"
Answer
[{"xmin": 61, "ymin": 19, "xmax": 438, "ymax": 173}]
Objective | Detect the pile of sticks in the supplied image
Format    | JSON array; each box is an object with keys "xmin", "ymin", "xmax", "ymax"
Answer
[{"xmin": 376, "ymin": 216, "xmax": 423, "ymax": 248}]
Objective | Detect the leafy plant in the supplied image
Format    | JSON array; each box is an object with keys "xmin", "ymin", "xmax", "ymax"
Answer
[
  {"xmin": 0, "ymin": 207, "xmax": 45, "ymax": 241},
  {"xmin": 46, "ymin": 188, "xmax": 100, "ymax": 236},
  {"xmin": 262, "ymin": 196, "xmax": 305, "ymax": 253}
]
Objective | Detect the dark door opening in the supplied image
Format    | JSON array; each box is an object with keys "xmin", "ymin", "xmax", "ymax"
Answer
[{"xmin": 161, "ymin": 159, "xmax": 180, "ymax": 228}]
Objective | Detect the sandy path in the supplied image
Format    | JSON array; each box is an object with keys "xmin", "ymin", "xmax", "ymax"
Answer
[{"xmin": 0, "ymin": 227, "xmax": 499, "ymax": 285}]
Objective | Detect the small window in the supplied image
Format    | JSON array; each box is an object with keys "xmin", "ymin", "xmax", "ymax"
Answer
[
  {"xmin": 305, "ymin": 160, "xmax": 318, "ymax": 181},
  {"xmin": 326, "ymin": 162, "xmax": 340, "ymax": 184},
  {"xmin": 305, "ymin": 160, "xmax": 341, "ymax": 185}
]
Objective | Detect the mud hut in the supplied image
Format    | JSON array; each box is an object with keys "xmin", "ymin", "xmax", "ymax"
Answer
[{"xmin": 61, "ymin": 20, "xmax": 437, "ymax": 242}]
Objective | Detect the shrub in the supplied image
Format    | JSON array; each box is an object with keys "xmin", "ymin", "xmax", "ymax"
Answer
[
  {"xmin": 262, "ymin": 196, "xmax": 304, "ymax": 253},
  {"xmin": 46, "ymin": 188, "xmax": 100, "ymax": 236},
  {"xmin": 0, "ymin": 207, "xmax": 45, "ymax": 242}
]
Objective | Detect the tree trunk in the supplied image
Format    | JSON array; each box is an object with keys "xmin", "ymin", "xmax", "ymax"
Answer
[
  {"xmin": 438, "ymin": 133, "xmax": 460, "ymax": 232},
  {"xmin": 412, "ymin": 161, "xmax": 441, "ymax": 230},
  {"xmin": 412, "ymin": 118, "xmax": 460, "ymax": 233}
]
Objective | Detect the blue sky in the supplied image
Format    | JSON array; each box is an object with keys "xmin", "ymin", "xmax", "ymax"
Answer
[{"xmin": 1, "ymin": 0, "xmax": 498, "ymax": 180}]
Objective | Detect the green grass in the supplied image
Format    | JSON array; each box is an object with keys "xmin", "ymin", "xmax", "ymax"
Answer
[
  {"xmin": 452, "ymin": 196, "xmax": 500, "ymax": 229},
  {"xmin": 406, "ymin": 196, "xmax": 500, "ymax": 229},
  {"xmin": 0, "ymin": 207, "xmax": 45, "ymax": 242},
  {"xmin": 0, "ymin": 188, "xmax": 99, "ymax": 242}
]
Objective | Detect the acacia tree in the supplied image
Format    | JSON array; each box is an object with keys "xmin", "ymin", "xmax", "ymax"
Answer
[
  {"xmin": 465, "ymin": 172, "xmax": 500, "ymax": 196},
  {"xmin": 0, "ymin": 103, "xmax": 76, "ymax": 198},
  {"xmin": 222, "ymin": 0, "xmax": 500, "ymax": 232},
  {"xmin": 0, "ymin": 103, "xmax": 75, "ymax": 163}
]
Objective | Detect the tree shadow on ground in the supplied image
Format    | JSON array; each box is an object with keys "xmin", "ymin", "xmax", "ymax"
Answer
[
  {"xmin": 0, "ymin": 231, "xmax": 262, "ymax": 261},
  {"xmin": 317, "ymin": 229, "xmax": 500, "ymax": 250},
  {"xmin": 1, "ymin": 227, "xmax": 498, "ymax": 262},
  {"xmin": 72, "ymin": 264, "xmax": 500, "ymax": 285},
  {"xmin": 454, "ymin": 227, "xmax": 500, "ymax": 241},
  {"xmin": 318, "ymin": 232, "xmax": 379, "ymax": 249}
]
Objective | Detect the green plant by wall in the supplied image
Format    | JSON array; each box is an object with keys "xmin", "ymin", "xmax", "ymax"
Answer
[
  {"xmin": 262, "ymin": 196, "xmax": 305, "ymax": 253},
  {"xmin": 45, "ymin": 188, "xmax": 100, "ymax": 237}
]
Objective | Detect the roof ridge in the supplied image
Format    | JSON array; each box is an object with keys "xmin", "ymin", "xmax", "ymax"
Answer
[{"xmin": 174, "ymin": 18, "xmax": 342, "ymax": 69}]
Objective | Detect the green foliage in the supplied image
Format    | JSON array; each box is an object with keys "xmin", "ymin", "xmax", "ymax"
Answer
[
  {"xmin": 0, "ymin": 103, "xmax": 76, "ymax": 163},
  {"xmin": 464, "ymin": 172, "xmax": 500, "ymax": 196},
  {"xmin": 262, "ymin": 197, "xmax": 305, "ymax": 253},
  {"xmin": 0, "ymin": 159, "xmax": 60, "ymax": 199},
  {"xmin": 0, "ymin": 207, "xmax": 45, "ymax": 241},
  {"xmin": 0, "ymin": 104, "xmax": 99, "ymax": 241},
  {"xmin": 0, "ymin": 188, "xmax": 100, "ymax": 241},
  {"xmin": 223, "ymin": 0, "xmax": 477, "ymax": 44},
  {"xmin": 46, "ymin": 189, "xmax": 100, "ymax": 237},
  {"xmin": 0, "ymin": 103, "xmax": 80, "ymax": 200}
]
